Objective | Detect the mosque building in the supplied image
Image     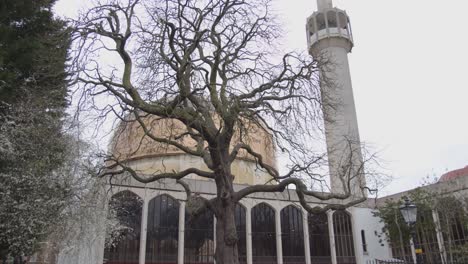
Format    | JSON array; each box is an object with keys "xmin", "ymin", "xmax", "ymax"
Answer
[
  {"xmin": 54, "ymin": 1, "xmax": 467, "ymax": 264},
  {"xmin": 77, "ymin": 1, "xmax": 387, "ymax": 263}
]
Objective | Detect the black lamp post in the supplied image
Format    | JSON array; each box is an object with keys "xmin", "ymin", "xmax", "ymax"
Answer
[{"xmin": 399, "ymin": 197, "xmax": 422, "ymax": 264}]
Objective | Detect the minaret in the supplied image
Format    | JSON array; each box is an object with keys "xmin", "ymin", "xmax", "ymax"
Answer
[{"xmin": 306, "ymin": 0, "xmax": 366, "ymax": 197}]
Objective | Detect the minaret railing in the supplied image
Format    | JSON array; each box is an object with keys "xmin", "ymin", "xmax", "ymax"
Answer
[{"xmin": 307, "ymin": 8, "xmax": 354, "ymax": 48}]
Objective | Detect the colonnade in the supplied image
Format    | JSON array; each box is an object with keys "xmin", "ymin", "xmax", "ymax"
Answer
[{"xmin": 106, "ymin": 188, "xmax": 357, "ymax": 264}]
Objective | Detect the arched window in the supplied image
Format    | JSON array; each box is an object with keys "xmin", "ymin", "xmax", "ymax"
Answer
[
  {"xmin": 316, "ymin": 13, "xmax": 326, "ymax": 31},
  {"xmin": 281, "ymin": 205, "xmax": 305, "ymax": 263},
  {"xmin": 333, "ymin": 211, "xmax": 356, "ymax": 264},
  {"xmin": 235, "ymin": 204, "xmax": 247, "ymax": 264},
  {"xmin": 337, "ymin": 12, "xmax": 348, "ymax": 29},
  {"xmin": 309, "ymin": 212, "xmax": 331, "ymax": 264},
  {"xmin": 251, "ymin": 203, "xmax": 276, "ymax": 263},
  {"xmin": 146, "ymin": 194, "xmax": 179, "ymax": 263},
  {"xmin": 184, "ymin": 206, "xmax": 214, "ymax": 263},
  {"xmin": 308, "ymin": 21, "xmax": 317, "ymax": 36},
  {"xmin": 326, "ymin": 10, "xmax": 338, "ymax": 28},
  {"xmin": 104, "ymin": 191, "xmax": 143, "ymax": 264}
]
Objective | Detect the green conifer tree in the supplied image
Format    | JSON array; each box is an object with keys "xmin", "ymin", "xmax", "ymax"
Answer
[{"xmin": 0, "ymin": 0, "xmax": 71, "ymax": 258}]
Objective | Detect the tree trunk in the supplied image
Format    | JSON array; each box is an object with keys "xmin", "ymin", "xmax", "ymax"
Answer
[{"xmin": 215, "ymin": 202, "xmax": 240, "ymax": 264}]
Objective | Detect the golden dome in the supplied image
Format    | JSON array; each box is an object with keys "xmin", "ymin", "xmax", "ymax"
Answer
[{"xmin": 109, "ymin": 115, "xmax": 276, "ymax": 185}]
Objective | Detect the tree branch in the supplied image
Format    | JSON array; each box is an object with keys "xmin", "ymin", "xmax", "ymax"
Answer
[{"xmin": 102, "ymin": 157, "xmax": 214, "ymax": 184}]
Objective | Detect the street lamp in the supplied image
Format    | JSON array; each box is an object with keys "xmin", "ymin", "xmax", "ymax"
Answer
[
  {"xmin": 399, "ymin": 197, "xmax": 422, "ymax": 264},
  {"xmin": 399, "ymin": 197, "xmax": 417, "ymax": 226}
]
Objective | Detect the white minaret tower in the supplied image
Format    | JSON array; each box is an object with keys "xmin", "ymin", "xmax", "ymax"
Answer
[{"xmin": 306, "ymin": 0, "xmax": 366, "ymax": 197}]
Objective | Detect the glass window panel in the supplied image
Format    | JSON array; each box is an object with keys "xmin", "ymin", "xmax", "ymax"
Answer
[
  {"xmin": 104, "ymin": 191, "xmax": 143, "ymax": 264},
  {"xmin": 316, "ymin": 13, "xmax": 326, "ymax": 30},
  {"xmin": 308, "ymin": 21, "xmax": 317, "ymax": 35},
  {"xmin": 251, "ymin": 203, "xmax": 276, "ymax": 263},
  {"xmin": 184, "ymin": 206, "xmax": 214, "ymax": 264},
  {"xmin": 235, "ymin": 204, "xmax": 247, "ymax": 264},
  {"xmin": 360, "ymin": 230, "xmax": 367, "ymax": 253},
  {"xmin": 146, "ymin": 194, "xmax": 179, "ymax": 264},
  {"xmin": 309, "ymin": 212, "xmax": 331, "ymax": 264},
  {"xmin": 327, "ymin": 11, "xmax": 338, "ymax": 28},
  {"xmin": 281, "ymin": 206, "xmax": 305, "ymax": 264},
  {"xmin": 333, "ymin": 211, "xmax": 356, "ymax": 264},
  {"xmin": 338, "ymin": 12, "xmax": 348, "ymax": 29}
]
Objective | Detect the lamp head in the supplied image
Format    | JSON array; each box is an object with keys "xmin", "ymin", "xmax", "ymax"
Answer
[{"xmin": 399, "ymin": 197, "xmax": 418, "ymax": 226}]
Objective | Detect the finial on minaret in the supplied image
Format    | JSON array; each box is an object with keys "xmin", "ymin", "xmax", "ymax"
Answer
[{"xmin": 317, "ymin": 0, "xmax": 333, "ymax": 11}]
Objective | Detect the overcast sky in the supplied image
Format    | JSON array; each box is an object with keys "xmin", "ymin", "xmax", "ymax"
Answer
[{"xmin": 55, "ymin": 0, "xmax": 468, "ymax": 195}]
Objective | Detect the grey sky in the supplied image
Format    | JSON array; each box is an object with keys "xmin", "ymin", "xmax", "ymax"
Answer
[{"xmin": 55, "ymin": 0, "xmax": 468, "ymax": 195}]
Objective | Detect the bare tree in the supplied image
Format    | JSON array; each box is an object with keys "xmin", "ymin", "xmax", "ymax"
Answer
[{"xmin": 72, "ymin": 0, "xmax": 370, "ymax": 262}]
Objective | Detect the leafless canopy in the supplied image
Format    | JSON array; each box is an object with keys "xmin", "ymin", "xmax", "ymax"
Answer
[{"xmin": 72, "ymin": 0, "xmax": 368, "ymax": 217}]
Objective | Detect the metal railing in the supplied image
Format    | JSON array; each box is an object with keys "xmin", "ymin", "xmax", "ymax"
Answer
[
  {"xmin": 366, "ymin": 261, "xmax": 406, "ymax": 264},
  {"xmin": 366, "ymin": 260, "xmax": 468, "ymax": 264}
]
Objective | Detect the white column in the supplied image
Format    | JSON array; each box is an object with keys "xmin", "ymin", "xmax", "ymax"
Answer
[
  {"xmin": 327, "ymin": 211, "xmax": 337, "ymax": 264},
  {"xmin": 302, "ymin": 209, "xmax": 311, "ymax": 264},
  {"xmin": 178, "ymin": 201, "xmax": 186, "ymax": 264},
  {"xmin": 349, "ymin": 209, "xmax": 363, "ymax": 264},
  {"xmin": 246, "ymin": 206, "xmax": 253, "ymax": 264},
  {"xmin": 275, "ymin": 208, "xmax": 283, "ymax": 264},
  {"xmin": 139, "ymin": 190, "xmax": 149, "ymax": 264},
  {"xmin": 214, "ymin": 216, "xmax": 217, "ymax": 264},
  {"xmin": 432, "ymin": 210, "xmax": 447, "ymax": 263}
]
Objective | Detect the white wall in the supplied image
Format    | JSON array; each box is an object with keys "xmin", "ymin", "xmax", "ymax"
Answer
[{"xmin": 349, "ymin": 207, "xmax": 392, "ymax": 262}]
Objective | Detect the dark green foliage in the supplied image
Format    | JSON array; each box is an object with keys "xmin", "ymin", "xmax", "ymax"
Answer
[
  {"xmin": 375, "ymin": 190, "xmax": 436, "ymax": 244},
  {"xmin": 0, "ymin": 0, "xmax": 70, "ymax": 258},
  {"xmin": 374, "ymin": 198, "xmax": 411, "ymax": 249},
  {"xmin": 0, "ymin": 0, "xmax": 69, "ymax": 108}
]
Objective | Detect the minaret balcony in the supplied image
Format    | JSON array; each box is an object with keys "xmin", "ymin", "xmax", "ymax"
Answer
[{"xmin": 306, "ymin": 8, "xmax": 354, "ymax": 49}]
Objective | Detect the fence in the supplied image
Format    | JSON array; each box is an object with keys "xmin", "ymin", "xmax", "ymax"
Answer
[
  {"xmin": 366, "ymin": 261, "xmax": 405, "ymax": 264},
  {"xmin": 366, "ymin": 260, "xmax": 468, "ymax": 264}
]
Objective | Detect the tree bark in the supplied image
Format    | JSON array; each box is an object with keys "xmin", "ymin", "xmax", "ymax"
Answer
[{"xmin": 215, "ymin": 202, "xmax": 240, "ymax": 264}]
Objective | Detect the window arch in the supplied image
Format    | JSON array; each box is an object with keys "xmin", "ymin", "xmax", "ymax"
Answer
[
  {"xmin": 316, "ymin": 13, "xmax": 326, "ymax": 31},
  {"xmin": 281, "ymin": 205, "xmax": 305, "ymax": 263},
  {"xmin": 184, "ymin": 204, "xmax": 214, "ymax": 263},
  {"xmin": 333, "ymin": 211, "xmax": 356, "ymax": 264},
  {"xmin": 235, "ymin": 204, "xmax": 247, "ymax": 264},
  {"xmin": 308, "ymin": 21, "xmax": 317, "ymax": 35},
  {"xmin": 309, "ymin": 212, "xmax": 331, "ymax": 264},
  {"xmin": 337, "ymin": 12, "xmax": 348, "ymax": 29},
  {"xmin": 146, "ymin": 194, "xmax": 180, "ymax": 263},
  {"xmin": 104, "ymin": 190, "xmax": 143, "ymax": 264},
  {"xmin": 251, "ymin": 203, "xmax": 276, "ymax": 263},
  {"xmin": 326, "ymin": 10, "xmax": 338, "ymax": 28}
]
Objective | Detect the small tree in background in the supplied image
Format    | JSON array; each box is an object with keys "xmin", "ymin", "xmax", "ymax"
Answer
[
  {"xmin": 73, "ymin": 0, "xmax": 373, "ymax": 262},
  {"xmin": 375, "ymin": 189, "xmax": 468, "ymax": 263},
  {"xmin": 435, "ymin": 195, "xmax": 468, "ymax": 263}
]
